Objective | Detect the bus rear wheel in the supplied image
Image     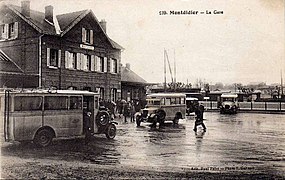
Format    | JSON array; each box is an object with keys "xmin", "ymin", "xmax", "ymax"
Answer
[{"xmin": 34, "ymin": 129, "xmax": 53, "ymax": 147}]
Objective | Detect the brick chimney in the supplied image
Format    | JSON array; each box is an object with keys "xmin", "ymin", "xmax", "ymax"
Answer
[
  {"xmin": 21, "ymin": 1, "xmax": 30, "ymax": 17},
  {"xmin": 100, "ymin": 19, "xmax": 107, "ymax": 33},
  {"xmin": 45, "ymin": 5, "xmax": 54, "ymax": 24},
  {"xmin": 126, "ymin": 63, "xmax": 130, "ymax": 70}
]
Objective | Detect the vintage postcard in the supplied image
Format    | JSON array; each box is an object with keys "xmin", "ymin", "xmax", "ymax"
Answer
[{"xmin": 0, "ymin": 0, "xmax": 284, "ymax": 179}]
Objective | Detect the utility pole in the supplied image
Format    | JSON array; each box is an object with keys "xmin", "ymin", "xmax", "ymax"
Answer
[
  {"xmin": 174, "ymin": 49, "xmax": 176, "ymax": 91},
  {"xmin": 164, "ymin": 49, "xmax": 166, "ymax": 92},
  {"xmin": 281, "ymin": 69, "xmax": 284, "ymax": 97}
]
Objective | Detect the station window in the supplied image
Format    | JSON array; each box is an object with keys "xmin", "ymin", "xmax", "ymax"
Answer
[{"xmin": 47, "ymin": 48, "xmax": 61, "ymax": 68}]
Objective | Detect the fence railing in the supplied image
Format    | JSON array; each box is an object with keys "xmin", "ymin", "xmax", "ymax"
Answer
[{"xmin": 199, "ymin": 101, "xmax": 285, "ymax": 111}]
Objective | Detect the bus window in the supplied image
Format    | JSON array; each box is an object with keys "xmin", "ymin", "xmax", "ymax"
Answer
[
  {"xmin": 161, "ymin": 98, "xmax": 165, "ymax": 105},
  {"xmin": 153, "ymin": 100, "xmax": 161, "ymax": 105},
  {"xmin": 69, "ymin": 96, "xmax": 82, "ymax": 110},
  {"xmin": 14, "ymin": 96, "xmax": 42, "ymax": 111},
  {"xmin": 181, "ymin": 98, "xmax": 185, "ymax": 104},
  {"xmin": 175, "ymin": 98, "xmax": 180, "ymax": 104},
  {"xmin": 170, "ymin": 98, "xmax": 176, "ymax": 105},
  {"xmin": 165, "ymin": 98, "xmax": 171, "ymax": 105},
  {"xmin": 44, "ymin": 96, "xmax": 68, "ymax": 110}
]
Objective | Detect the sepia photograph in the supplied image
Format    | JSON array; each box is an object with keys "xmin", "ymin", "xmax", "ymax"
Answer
[{"xmin": 0, "ymin": 0, "xmax": 284, "ymax": 179}]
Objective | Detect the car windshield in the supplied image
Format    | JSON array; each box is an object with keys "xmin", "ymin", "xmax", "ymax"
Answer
[{"xmin": 222, "ymin": 98, "xmax": 235, "ymax": 102}]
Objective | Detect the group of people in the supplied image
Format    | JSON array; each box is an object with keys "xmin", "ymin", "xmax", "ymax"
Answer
[
  {"xmin": 116, "ymin": 100, "xmax": 142, "ymax": 123},
  {"xmin": 99, "ymin": 98, "xmax": 143, "ymax": 123}
]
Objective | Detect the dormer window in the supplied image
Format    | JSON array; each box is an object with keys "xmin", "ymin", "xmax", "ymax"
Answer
[
  {"xmin": 0, "ymin": 22, "xmax": 18, "ymax": 40},
  {"xmin": 82, "ymin": 27, "xmax": 93, "ymax": 44}
]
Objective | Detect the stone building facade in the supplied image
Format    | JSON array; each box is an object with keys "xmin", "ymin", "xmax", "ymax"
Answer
[{"xmin": 0, "ymin": 1, "xmax": 123, "ymax": 101}]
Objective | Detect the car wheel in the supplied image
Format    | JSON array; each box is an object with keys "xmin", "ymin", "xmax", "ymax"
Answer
[
  {"xmin": 157, "ymin": 110, "xmax": 166, "ymax": 121},
  {"xmin": 97, "ymin": 111, "xmax": 109, "ymax": 126},
  {"xmin": 34, "ymin": 129, "xmax": 53, "ymax": 147},
  {"xmin": 105, "ymin": 124, "xmax": 116, "ymax": 139}
]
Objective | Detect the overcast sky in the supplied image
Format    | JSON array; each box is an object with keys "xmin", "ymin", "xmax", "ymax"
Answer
[{"xmin": 8, "ymin": 0, "xmax": 285, "ymax": 85}]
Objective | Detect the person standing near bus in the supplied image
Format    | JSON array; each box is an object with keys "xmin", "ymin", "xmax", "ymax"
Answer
[{"xmin": 84, "ymin": 110, "xmax": 92, "ymax": 144}]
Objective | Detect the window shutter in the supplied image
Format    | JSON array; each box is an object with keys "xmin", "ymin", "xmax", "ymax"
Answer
[
  {"xmin": 3, "ymin": 24, "xmax": 8, "ymax": 39},
  {"xmin": 91, "ymin": 55, "xmax": 95, "ymax": 71},
  {"xmin": 110, "ymin": 58, "xmax": 113, "ymax": 73},
  {"xmin": 95, "ymin": 56, "xmax": 99, "ymax": 71},
  {"xmin": 58, "ymin": 50, "xmax": 61, "ymax": 67},
  {"xmin": 82, "ymin": 28, "xmax": 86, "ymax": 43},
  {"xmin": 104, "ymin": 57, "xmax": 108, "ymax": 72},
  {"xmin": 117, "ymin": 60, "xmax": 119, "ymax": 73},
  {"xmin": 47, "ymin": 48, "xmax": 50, "ymax": 66},
  {"xmin": 65, "ymin": 51, "xmax": 69, "ymax": 68},
  {"xmin": 14, "ymin": 22, "xmax": 18, "ymax": 38},
  {"xmin": 90, "ymin": 30, "xmax": 93, "ymax": 44},
  {"xmin": 81, "ymin": 54, "xmax": 85, "ymax": 70},
  {"xmin": 76, "ymin": 53, "xmax": 81, "ymax": 69}
]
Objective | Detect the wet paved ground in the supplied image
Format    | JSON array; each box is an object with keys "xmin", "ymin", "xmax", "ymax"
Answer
[{"xmin": 1, "ymin": 112, "xmax": 285, "ymax": 178}]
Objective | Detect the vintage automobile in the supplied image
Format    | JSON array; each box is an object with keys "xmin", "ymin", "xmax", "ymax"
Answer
[
  {"xmin": 186, "ymin": 97, "xmax": 199, "ymax": 115},
  {"xmin": 135, "ymin": 93, "xmax": 186, "ymax": 127},
  {"xmin": 219, "ymin": 93, "xmax": 239, "ymax": 114}
]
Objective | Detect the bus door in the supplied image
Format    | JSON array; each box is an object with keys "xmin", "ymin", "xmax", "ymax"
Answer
[{"xmin": 83, "ymin": 95, "xmax": 95, "ymax": 133}]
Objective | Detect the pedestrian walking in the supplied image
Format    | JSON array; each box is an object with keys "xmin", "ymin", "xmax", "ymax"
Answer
[
  {"xmin": 123, "ymin": 102, "xmax": 130, "ymax": 123},
  {"xmin": 199, "ymin": 103, "xmax": 205, "ymax": 120},
  {"xmin": 193, "ymin": 103, "xmax": 206, "ymax": 132}
]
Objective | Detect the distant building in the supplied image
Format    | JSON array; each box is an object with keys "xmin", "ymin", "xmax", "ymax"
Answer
[
  {"xmin": 0, "ymin": 1, "xmax": 123, "ymax": 101},
  {"xmin": 121, "ymin": 63, "xmax": 148, "ymax": 101}
]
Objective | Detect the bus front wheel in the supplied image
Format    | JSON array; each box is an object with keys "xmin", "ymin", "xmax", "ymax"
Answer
[{"xmin": 34, "ymin": 129, "xmax": 53, "ymax": 147}]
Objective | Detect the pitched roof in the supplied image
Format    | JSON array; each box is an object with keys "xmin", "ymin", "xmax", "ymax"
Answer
[
  {"xmin": 5, "ymin": 3, "xmax": 123, "ymax": 49},
  {"xmin": 0, "ymin": 49, "xmax": 23, "ymax": 73},
  {"xmin": 8, "ymin": 4, "xmax": 57, "ymax": 35},
  {"xmin": 121, "ymin": 66, "xmax": 147, "ymax": 84},
  {"xmin": 56, "ymin": 9, "xmax": 87, "ymax": 32}
]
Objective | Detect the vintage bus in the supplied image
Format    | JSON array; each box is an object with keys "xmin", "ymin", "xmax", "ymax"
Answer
[
  {"xmin": 0, "ymin": 89, "xmax": 117, "ymax": 147},
  {"xmin": 135, "ymin": 93, "xmax": 186, "ymax": 127}
]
